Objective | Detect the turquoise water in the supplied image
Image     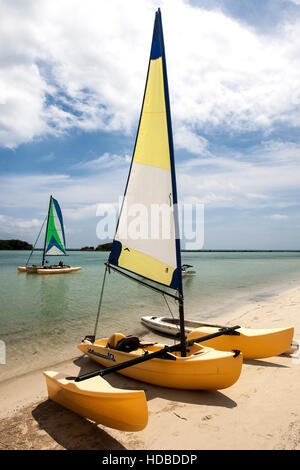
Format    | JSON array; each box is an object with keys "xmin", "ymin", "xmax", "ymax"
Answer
[{"xmin": 1, "ymin": 250, "xmax": 300, "ymax": 382}]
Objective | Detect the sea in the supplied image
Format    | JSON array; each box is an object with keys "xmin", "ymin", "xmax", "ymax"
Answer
[{"xmin": 1, "ymin": 250, "xmax": 300, "ymax": 382}]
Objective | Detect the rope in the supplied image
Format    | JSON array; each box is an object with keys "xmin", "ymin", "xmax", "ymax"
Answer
[
  {"xmin": 162, "ymin": 293, "xmax": 180, "ymax": 343},
  {"xmin": 93, "ymin": 264, "xmax": 108, "ymax": 339},
  {"xmin": 26, "ymin": 216, "xmax": 47, "ymax": 266},
  {"xmin": 107, "ymin": 263, "xmax": 179, "ymax": 300}
]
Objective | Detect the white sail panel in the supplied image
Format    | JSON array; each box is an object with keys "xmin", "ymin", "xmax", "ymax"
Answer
[{"xmin": 115, "ymin": 162, "xmax": 176, "ymax": 269}]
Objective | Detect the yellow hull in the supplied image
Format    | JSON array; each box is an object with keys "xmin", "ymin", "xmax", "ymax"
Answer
[
  {"xmin": 37, "ymin": 266, "xmax": 81, "ymax": 274},
  {"xmin": 18, "ymin": 265, "xmax": 44, "ymax": 273},
  {"xmin": 17, "ymin": 266, "xmax": 81, "ymax": 274},
  {"xmin": 43, "ymin": 371, "xmax": 148, "ymax": 432},
  {"xmin": 78, "ymin": 338, "xmax": 243, "ymax": 390},
  {"xmin": 187, "ymin": 326, "xmax": 294, "ymax": 359},
  {"xmin": 17, "ymin": 266, "xmax": 27, "ymax": 272}
]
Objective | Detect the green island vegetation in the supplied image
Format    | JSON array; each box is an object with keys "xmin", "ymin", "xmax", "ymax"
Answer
[
  {"xmin": 0, "ymin": 239, "xmax": 33, "ymax": 250},
  {"xmin": 95, "ymin": 243, "xmax": 113, "ymax": 251},
  {"xmin": 80, "ymin": 243, "xmax": 113, "ymax": 251}
]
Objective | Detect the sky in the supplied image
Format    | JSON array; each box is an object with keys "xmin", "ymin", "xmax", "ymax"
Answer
[{"xmin": 1, "ymin": 0, "xmax": 300, "ymax": 249}]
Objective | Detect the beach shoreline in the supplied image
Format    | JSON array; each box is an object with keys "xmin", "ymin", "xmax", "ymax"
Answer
[
  {"xmin": 0, "ymin": 284, "xmax": 299, "ymax": 450},
  {"xmin": 2, "ymin": 249, "xmax": 300, "ymax": 385}
]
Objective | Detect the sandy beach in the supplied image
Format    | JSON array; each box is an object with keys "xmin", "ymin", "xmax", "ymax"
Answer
[{"xmin": 0, "ymin": 284, "xmax": 299, "ymax": 450}]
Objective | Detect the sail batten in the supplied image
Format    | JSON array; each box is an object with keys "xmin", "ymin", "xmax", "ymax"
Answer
[{"xmin": 108, "ymin": 9, "xmax": 182, "ymax": 292}]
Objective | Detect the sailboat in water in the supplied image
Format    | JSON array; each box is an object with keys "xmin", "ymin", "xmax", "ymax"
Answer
[
  {"xmin": 18, "ymin": 195, "xmax": 81, "ymax": 274},
  {"xmin": 43, "ymin": 9, "xmax": 244, "ymax": 432}
]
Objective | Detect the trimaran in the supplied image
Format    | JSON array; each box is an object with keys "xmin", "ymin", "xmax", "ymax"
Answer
[
  {"xmin": 18, "ymin": 195, "xmax": 81, "ymax": 274},
  {"xmin": 44, "ymin": 9, "xmax": 294, "ymax": 432}
]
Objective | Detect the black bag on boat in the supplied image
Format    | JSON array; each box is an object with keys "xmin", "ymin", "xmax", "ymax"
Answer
[{"xmin": 115, "ymin": 336, "xmax": 141, "ymax": 352}]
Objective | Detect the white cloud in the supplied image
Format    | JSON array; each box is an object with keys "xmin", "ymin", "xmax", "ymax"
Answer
[
  {"xmin": 174, "ymin": 126, "xmax": 210, "ymax": 155},
  {"xmin": 1, "ymin": 0, "xmax": 300, "ymax": 148},
  {"xmin": 254, "ymin": 139, "xmax": 300, "ymax": 165},
  {"xmin": 39, "ymin": 152, "xmax": 55, "ymax": 162},
  {"xmin": 74, "ymin": 152, "xmax": 130, "ymax": 170},
  {"xmin": 0, "ymin": 214, "xmax": 42, "ymax": 238},
  {"xmin": 63, "ymin": 203, "xmax": 99, "ymax": 221},
  {"xmin": 267, "ymin": 214, "xmax": 289, "ymax": 220},
  {"xmin": 0, "ymin": 168, "xmax": 127, "ymax": 218},
  {"xmin": 177, "ymin": 139, "xmax": 300, "ymax": 209},
  {"xmin": 1, "ymin": 138, "xmax": 300, "ymax": 228}
]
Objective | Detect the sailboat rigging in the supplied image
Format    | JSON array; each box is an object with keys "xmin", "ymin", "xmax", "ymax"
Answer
[
  {"xmin": 76, "ymin": 8, "xmax": 242, "ymax": 385},
  {"xmin": 18, "ymin": 195, "xmax": 81, "ymax": 274},
  {"xmin": 43, "ymin": 8, "xmax": 246, "ymax": 432},
  {"xmin": 102, "ymin": 6, "xmax": 186, "ymax": 355}
]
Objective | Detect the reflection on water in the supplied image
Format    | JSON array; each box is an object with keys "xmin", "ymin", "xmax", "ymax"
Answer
[
  {"xmin": 1, "ymin": 250, "xmax": 300, "ymax": 381},
  {"xmin": 39, "ymin": 275, "xmax": 69, "ymax": 319}
]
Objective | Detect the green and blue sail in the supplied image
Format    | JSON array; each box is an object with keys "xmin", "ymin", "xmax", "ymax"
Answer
[{"xmin": 44, "ymin": 196, "xmax": 66, "ymax": 257}]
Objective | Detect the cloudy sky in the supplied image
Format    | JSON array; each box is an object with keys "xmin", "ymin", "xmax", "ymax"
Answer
[{"xmin": 1, "ymin": 0, "xmax": 300, "ymax": 249}]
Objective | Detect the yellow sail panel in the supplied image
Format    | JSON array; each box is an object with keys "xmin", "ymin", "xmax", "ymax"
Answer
[
  {"xmin": 133, "ymin": 57, "xmax": 170, "ymax": 171},
  {"xmin": 118, "ymin": 245, "xmax": 175, "ymax": 286}
]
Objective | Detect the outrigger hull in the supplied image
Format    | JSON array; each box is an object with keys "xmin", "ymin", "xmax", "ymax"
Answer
[
  {"xmin": 37, "ymin": 266, "xmax": 81, "ymax": 274},
  {"xmin": 43, "ymin": 371, "xmax": 148, "ymax": 432},
  {"xmin": 187, "ymin": 326, "xmax": 294, "ymax": 360},
  {"xmin": 18, "ymin": 266, "xmax": 82, "ymax": 274},
  {"xmin": 78, "ymin": 338, "xmax": 243, "ymax": 390},
  {"xmin": 141, "ymin": 316, "xmax": 294, "ymax": 359},
  {"xmin": 17, "ymin": 265, "xmax": 43, "ymax": 273},
  {"xmin": 17, "ymin": 266, "xmax": 28, "ymax": 272}
]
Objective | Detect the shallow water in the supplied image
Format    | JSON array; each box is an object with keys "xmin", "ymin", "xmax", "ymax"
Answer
[{"xmin": 1, "ymin": 250, "xmax": 300, "ymax": 382}]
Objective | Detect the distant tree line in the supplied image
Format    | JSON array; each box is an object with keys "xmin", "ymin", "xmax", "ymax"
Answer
[
  {"xmin": 81, "ymin": 243, "xmax": 112, "ymax": 252},
  {"xmin": 0, "ymin": 239, "xmax": 33, "ymax": 250}
]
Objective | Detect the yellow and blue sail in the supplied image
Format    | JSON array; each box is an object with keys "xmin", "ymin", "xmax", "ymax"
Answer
[
  {"xmin": 109, "ymin": 9, "xmax": 182, "ymax": 293},
  {"xmin": 45, "ymin": 197, "xmax": 66, "ymax": 256}
]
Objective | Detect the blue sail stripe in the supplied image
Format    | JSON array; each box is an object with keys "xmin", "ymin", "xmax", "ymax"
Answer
[
  {"xmin": 52, "ymin": 197, "xmax": 66, "ymax": 247},
  {"xmin": 156, "ymin": 9, "xmax": 183, "ymax": 293},
  {"xmin": 45, "ymin": 235, "xmax": 66, "ymax": 255}
]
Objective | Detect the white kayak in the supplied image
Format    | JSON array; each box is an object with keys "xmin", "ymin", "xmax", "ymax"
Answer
[{"xmin": 181, "ymin": 264, "xmax": 196, "ymax": 276}]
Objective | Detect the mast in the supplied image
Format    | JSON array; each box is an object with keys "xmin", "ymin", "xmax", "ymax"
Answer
[
  {"xmin": 42, "ymin": 195, "xmax": 52, "ymax": 266},
  {"xmin": 156, "ymin": 9, "xmax": 186, "ymax": 356},
  {"xmin": 105, "ymin": 9, "xmax": 186, "ymax": 356}
]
